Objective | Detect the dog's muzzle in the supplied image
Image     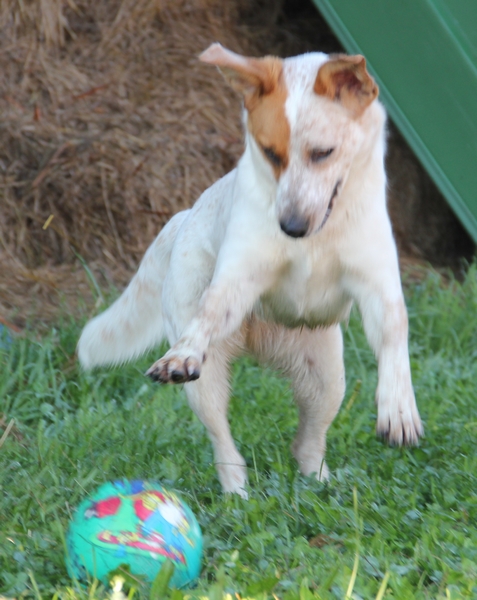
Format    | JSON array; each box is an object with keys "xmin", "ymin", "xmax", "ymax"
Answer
[{"xmin": 280, "ymin": 179, "xmax": 342, "ymax": 239}]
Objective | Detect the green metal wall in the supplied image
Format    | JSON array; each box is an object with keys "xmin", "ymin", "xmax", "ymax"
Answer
[{"xmin": 312, "ymin": 0, "xmax": 477, "ymax": 243}]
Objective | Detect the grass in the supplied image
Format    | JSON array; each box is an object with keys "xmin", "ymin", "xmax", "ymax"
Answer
[{"xmin": 1, "ymin": 266, "xmax": 477, "ymax": 599}]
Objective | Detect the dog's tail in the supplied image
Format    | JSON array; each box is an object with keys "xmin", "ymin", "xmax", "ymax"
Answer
[{"xmin": 77, "ymin": 211, "xmax": 189, "ymax": 370}]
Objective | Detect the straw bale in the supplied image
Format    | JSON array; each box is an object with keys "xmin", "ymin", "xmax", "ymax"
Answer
[
  {"xmin": 0, "ymin": 0, "xmax": 473, "ymax": 327},
  {"xmin": 0, "ymin": 0, "xmax": 249, "ymax": 272}
]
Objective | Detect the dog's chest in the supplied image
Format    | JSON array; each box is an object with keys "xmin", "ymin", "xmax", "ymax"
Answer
[{"xmin": 257, "ymin": 250, "xmax": 352, "ymax": 328}]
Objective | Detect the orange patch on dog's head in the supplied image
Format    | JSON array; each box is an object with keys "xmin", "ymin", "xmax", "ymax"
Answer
[
  {"xmin": 314, "ymin": 54, "xmax": 378, "ymax": 117},
  {"xmin": 200, "ymin": 44, "xmax": 290, "ymax": 178},
  {"xmin": 246, "ymin": 65, "xmax": 290, "ymax": 178}
]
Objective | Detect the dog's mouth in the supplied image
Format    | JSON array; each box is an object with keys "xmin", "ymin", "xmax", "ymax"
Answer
[
  {"xmin": 279, "ymin": 178, "xmax": 343, "ymax": 238},
  {"xmin": 317, "ymin": 178, "xmax": 342, "ymax": 232}
]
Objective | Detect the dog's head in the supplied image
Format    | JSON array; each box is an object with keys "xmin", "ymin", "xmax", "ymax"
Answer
[{"xmin": 200, "ymin": 44, "xmax": 381, "ymax": 238}]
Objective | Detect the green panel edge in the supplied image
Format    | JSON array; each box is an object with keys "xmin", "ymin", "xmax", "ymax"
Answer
[{"xmin": 312, "ymin": 0, "xmax": 477, "ymax": 244}]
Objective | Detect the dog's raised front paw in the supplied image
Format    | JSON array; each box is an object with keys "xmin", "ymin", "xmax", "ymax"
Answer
[
  {"xmin": 146, "ymin": 346, "xmax": 202, "ymax": 384},
  {"xmin": 377, "ymin": 399, "xmax": 423, "ymax": 446}
]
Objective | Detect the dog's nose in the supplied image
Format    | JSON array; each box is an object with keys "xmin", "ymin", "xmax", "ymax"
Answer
[{"xmin": 279, "ymin": 213, "xmax": 309, "ymax": 238}]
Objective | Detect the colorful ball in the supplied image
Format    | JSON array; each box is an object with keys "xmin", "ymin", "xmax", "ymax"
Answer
[{"xmin": 65, "ymin": 480, "xmax": 202, "ymax": 588}]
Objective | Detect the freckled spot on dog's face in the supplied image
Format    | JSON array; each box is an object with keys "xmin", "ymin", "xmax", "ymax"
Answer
[{"xmin": 279, "ymin": 99, "xmax": 362, "ymax": 233}]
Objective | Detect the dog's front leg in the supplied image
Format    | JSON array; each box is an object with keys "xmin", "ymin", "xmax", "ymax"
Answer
[
  {"xmin": 354, "ymin": 285, "xmax": 423, "ymax": 445},
  {"xmin": 146, "ymin": 273, "xmax": 266, "ymax": 384}
]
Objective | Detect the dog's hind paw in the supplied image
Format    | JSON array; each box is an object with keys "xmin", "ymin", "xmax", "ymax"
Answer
[
  {"xmin": 146, "ymin": 347, "xmax": 202, "ymax": 384},
  {"xmin": 217, "ymin": 462, "xmax": 248, "ymax": 499}
]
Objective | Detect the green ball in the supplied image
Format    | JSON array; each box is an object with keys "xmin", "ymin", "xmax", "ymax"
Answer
[{"xmin": 65, "ymin": 480, "xmax": 202, "ymax": 588}]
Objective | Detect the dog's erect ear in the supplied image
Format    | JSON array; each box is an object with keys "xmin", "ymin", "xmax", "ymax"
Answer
[
  {"xmin": 314, "ymin": 54, "xmax": 378, "ymax": 117},
  {"xmin": 199, "ymin": 43, "xmax": 281, "ymax": 110}
]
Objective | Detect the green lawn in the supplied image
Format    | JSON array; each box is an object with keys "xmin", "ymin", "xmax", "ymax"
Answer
[{"xmin": 1, "ymin": 267, "xmax": 476, "ymax": 599}]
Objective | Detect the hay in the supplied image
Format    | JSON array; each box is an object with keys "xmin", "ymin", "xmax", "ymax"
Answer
[
  {"xmin": 0, "ymin": 0, "xmax": 251, "ymax": 271},
  {"xmin": 1, "ymin": 0, "xmax": 251, "ymax": 327},
  {"xmin": 0, "ymin": 0, "xmax": 473, "ymax": 327}
]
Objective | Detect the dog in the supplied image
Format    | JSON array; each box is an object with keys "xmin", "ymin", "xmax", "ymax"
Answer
[{"xmin": 78, "ymin": 44, "xmax": 423, "ymax": 498}]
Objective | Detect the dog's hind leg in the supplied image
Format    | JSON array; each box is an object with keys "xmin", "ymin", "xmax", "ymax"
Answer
[
  {"xmin": 184, "ymin": 341, "xmax": 248, "ymax": 498},
  {"xmin": 248, "ymin": 321, "xmax": 345, "ymax": 481},
  {"xmin": 290, "ymin": 325, "xmax": 345, "ymax": 481}
]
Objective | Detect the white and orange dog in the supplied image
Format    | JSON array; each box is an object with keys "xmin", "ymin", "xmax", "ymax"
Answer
[{"xmin": 78, "ymin": 44, "xmax": 423, "ymax": 497}]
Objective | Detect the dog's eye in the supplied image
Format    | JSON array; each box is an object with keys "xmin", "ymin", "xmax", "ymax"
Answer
[
  {"xmin": 310, "ymin": 148, "xmax": 334, "ymax": 163},
  {"xmin": 262, "ymin": 146, "xmax": 282, "ymax": 167}
]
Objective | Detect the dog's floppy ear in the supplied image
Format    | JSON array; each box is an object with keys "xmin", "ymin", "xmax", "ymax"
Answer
[
  {"xmin": 314, "ymin": 54, "xmax": 378, "ymax": 117},
  {"xmin": 199, "ymin": 43, "xmax": 281, "ymax": 110}
]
